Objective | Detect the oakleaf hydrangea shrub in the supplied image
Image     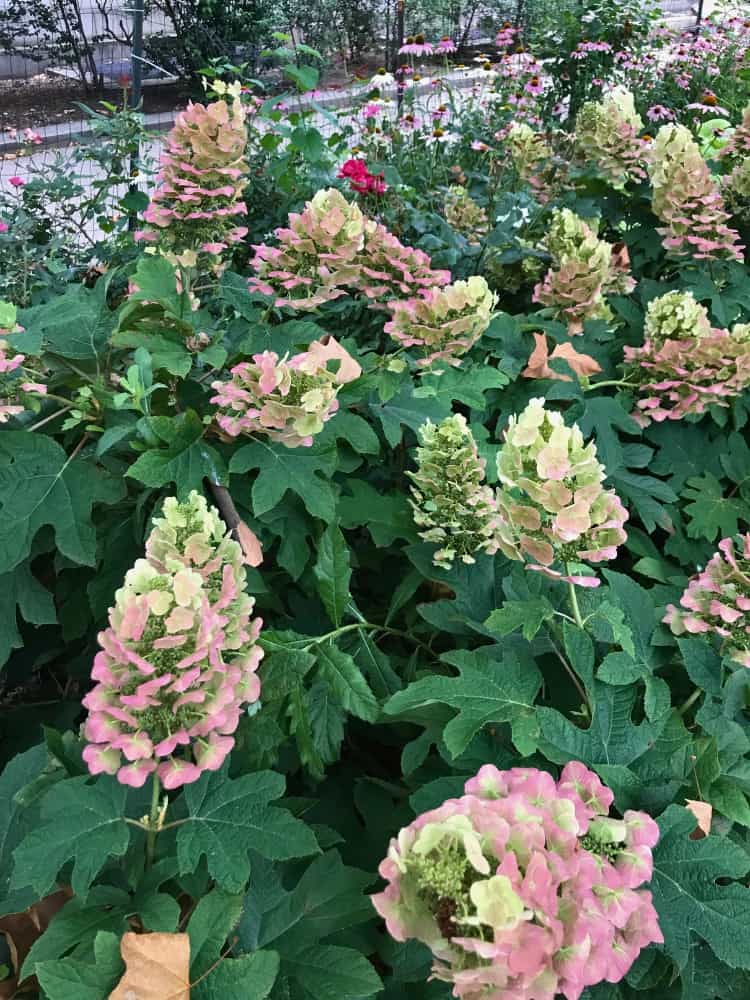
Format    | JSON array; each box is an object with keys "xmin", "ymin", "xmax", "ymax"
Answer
[
  {"xmin": 6, "ymin": 36, "xmax": 750, "ymax": 1000},
  {"xmin": 211, "ymin": 336, "xmax": 361, "ymax": 446},
  {"xmin": 409, "ymin": 414, "xmax": 501, "ymax": 569},
  {"xmin": 82, "ymin": 491, "xmax": 263, "ymax": 789},
  {"xmin": 665, "ymin": 533, "xmax": 750, "ymax": 667},
  {"xmin": 373, "ymin": 764, "xmax": 662, "ymax": 999},
  {"xmin": 495, "ymin": 398, "xmax": 629, "ymax": 586}
]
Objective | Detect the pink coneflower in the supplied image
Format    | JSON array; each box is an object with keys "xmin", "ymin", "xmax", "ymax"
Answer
[
  {"xmin": 524, "ymin": 74, "xmax": 544, "ymax": 96},
  {"xmin": 471, "ymin": 140, "xmax": 490, "ymax": 152},
  {"xmin": 362, "ymin": 101, "xmax": 388, "ymax": 119},
  {"xmin": 0, "ymin": 221, "xmax": 7, "ymax": 233},
  {"xmin": 646, "ymin": 104, "xmax": 675, "ymax": 122},
  {"xmin": 399, "ymin": 34, "xmax": 434, "ymax": 57},
  {"xmin": 8, "ymin": 176, "xmax": 24, "ymax": 188},
  {"xmin": 436, "ymin": 36, "xmax": 456, "ymax": 54},
  {"xmin": 687, "ymin": 100, "xmax": 729, "ymax": 116}
]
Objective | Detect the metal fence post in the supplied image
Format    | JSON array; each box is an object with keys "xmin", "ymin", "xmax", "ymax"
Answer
[
  {"xmin": 128, "ymin": 0, "xmax": 146, "ymax": 229},
  {"xmin": 131, "ymin": 0, "xmax": 145, "ymax": 110}
]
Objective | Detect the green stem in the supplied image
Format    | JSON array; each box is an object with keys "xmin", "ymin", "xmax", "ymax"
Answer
[
  {"xmin": 264, "ymin": 621, "xmax": 434, "ymax": 657},
  {"xmin": 585, "ymin": 379, "xmax": 635, "ymax": 392},
  {"xmin": 145, "ymin": 774, "xmax": 161, "ymax": 870},
  {"xmin": 567, "ymin": 573, "xmax": 584, "ymax": 629},
  {"xmin": 678, "ymin": 687, "xmax": 702, "ymax": 717}
]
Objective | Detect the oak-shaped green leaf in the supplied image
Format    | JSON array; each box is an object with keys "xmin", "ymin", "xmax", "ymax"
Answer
[
  {"xmin": 537, "ymin": 684, "xmax": 667, "ymax": 767},
  {"xmin": 230, "ymin": 440, "xmax": 338, "ymax": 520},
  {"xmin": 21, "ymin": 887, "xmax": 129, "ymax": 979},
  {"xmin": 177, "ymin": 769, "xmax": 319, "ymax": 892},
  {"xmin": 651, "ymin": 804, "xmax": 750, "ymax": 970},
  {"xmin": 11, "ymin": 776, "xmax": 130, "ymax": 899},
  {"xmin": 0, "ymin": 745, "xmax": 50, "ymax": 915},
  {"xmin": 128, "ymin": 411, "xmax": 226, "ymax": 498},
  {"xmin": 20, "ymin": 282, "xmax": 114, "ymax": 360},
  {"xmin": 339, "ymin": 480, "xmax": 416, "ymax": 547},
  {"xmin": 0, "ymin": 560, "xmax": 56, "ymax": 668},
  {"xmin": 384, "ymin": 648, "xmax": 541, "ymax": 757},
  {"xmin": 684, "ymin": 473, "xmax": 748, "ymax": 542},
  {"xmin": 485, "ymin": 598, "xmax": 554, "ymax": 641},
  {"xmin": 0, "ymin": 433, "xmax": 124, "ymax": 573}
]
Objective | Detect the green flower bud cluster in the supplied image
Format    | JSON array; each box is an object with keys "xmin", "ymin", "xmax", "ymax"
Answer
[{"xmin": 408, "ymin": 414, "xmax": 501, "ymax": 570}]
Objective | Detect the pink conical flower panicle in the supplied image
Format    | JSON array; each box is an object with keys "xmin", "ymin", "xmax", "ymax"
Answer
[
  {"xmin": 649, "ymin": 124, "xmax": 743, "ymax": 261},
  {"xmin": 82, "ymin": 491, "xmax": 263, "ymax": 789},
  {"xmin": 137, "ymin": 84, "xmax": 248, "ymax": 268}
]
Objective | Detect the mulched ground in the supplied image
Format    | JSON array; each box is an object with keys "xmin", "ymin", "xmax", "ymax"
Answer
[{"xmin": 0, "ymin": 74, "xmax": 189, "ymax": 133}]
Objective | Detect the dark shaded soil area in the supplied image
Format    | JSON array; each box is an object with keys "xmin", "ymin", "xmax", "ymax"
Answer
[{"xmin": 0, "ymin": 74, "xmax": 189, "ymax": 133}]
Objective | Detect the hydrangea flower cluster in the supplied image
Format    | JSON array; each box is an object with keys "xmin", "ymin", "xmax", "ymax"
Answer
[
  {"xmin": 623, "ymin": 319, "xmax": 750, "ymax": 426},
  {"xmin": 724, "ymin": 158, "xmax": 750, "ymax": 224},
  {"xmin": 649, "ymin": 124, "xmax": 743, "ymax": 261},
  {"xmin": 642, "ymin": 290, "xmax": 712, "ymax": 345},
  {"xmin": 358, "ymin": 220, "xmax": 451, "ymax": 303},
  {"xmin": 211, "ymin": 336, "xmax": 361, "ymax": 447},
  {"xmin": 136, "ymin": 85, "xmax": 248, "ymax": 268},
  {"xmin": 444, "ymin": 186, "xmax": 489, "ymax": 245},
  {"xmin": 384, "ymin": 276, "xmax": 497, "ymax": 368},
  {"xmin": 338, "ymin": 157, "xmax": 388, "ymax": 195},
  {"xmin": 495, "ymin": 398, "xmax": 629, "ymax": 586},
  {"xmin": 720, "ymin": 103, "xmax": 750, "ymax": 163},
  {"xmin": 82, "ymin": 491, "xmax": 263, "ymax": 790},
  {"xmin": 248, "ymin": 188, "xmax": 367, "ymax": 311},
  {"xmin": 373, "ymin": 763, "xmax": 662, "ymax": 1000},
  {"xmin": 0, "ymin": 311, "xmax": 47, "ymax": 423},
  {"xmin": 506, "ymin": 123, "xmax": 560, "ymax": 203},
  {"xmin": 664, "ymin": 534, "xmax": 750, "ymax": 667},
  {"xmin": 533, "ymin": 209, "xmax": 635, "ymax": 335},
  {"xmin": 575, "ymin": 87, "xmax": 650, "ymax": 188},
  {"xmin": 248, "ymin": 188, "xmax": 449, "ymax": 311},
  {"xmin": 408, "ymin": 415, "xmax": 502, "ymax": 570}
]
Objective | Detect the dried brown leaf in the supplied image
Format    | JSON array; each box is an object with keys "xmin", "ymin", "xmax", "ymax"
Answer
[
  {"xmin": 685, "ymin": 798, "xmax": 712, "ymax": 839},
  {"xmin": 0, "ymin": 888, "xmax": 72, "ymax": 997},
  {"xmin": 108, "ymin": 932, "xmax": 190, "ymax": 1000},
  {"xmin": 522, "ymin": 332, "xmax": 602, "ymax": 382}
]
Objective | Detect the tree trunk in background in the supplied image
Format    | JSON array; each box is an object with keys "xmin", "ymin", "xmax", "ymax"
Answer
[{"xmin": 392, "ymin": 0, "xmax": 404, "ymax": 72}]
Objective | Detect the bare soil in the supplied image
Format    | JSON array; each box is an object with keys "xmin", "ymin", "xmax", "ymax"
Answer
[{"xmin": 0, "ymin": 74, "xmax": 189, "ymax": 133}]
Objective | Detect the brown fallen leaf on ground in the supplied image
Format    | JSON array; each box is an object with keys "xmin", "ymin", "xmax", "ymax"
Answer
[
  {"xmin": 685, "ymin": 798, "xmax": 712, "ymax": 839},
  {"xmin": 109, "ymin": 932, "xmax": 190, "ymax": 1000},
  {"xmin": 0, "ymin": 888, "xmax": 72, "ymax": 997}
]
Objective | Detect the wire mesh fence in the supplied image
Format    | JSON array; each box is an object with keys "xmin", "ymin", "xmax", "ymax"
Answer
[{"xmin": 0, "ymin": 0, "xmax": 704, "ymax": 241}]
